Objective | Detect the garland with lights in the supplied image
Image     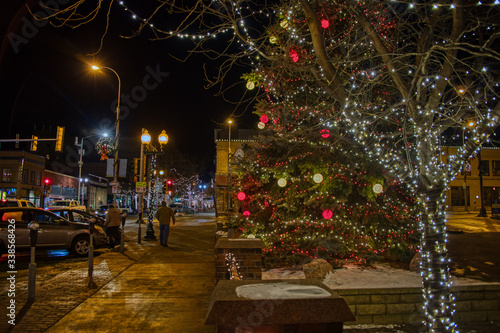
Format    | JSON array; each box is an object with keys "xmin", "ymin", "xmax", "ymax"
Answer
[{"xmin": 95, "ymin": 137, "xmax": 116, "ymax": 160}]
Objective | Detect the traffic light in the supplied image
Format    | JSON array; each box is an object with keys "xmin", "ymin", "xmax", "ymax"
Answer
[
  {"xmin": 55, "ymin": 126, "xmax": 65, "ymax": 152},
  {"xmin": 30, "ymin": 135, "xmax": 38, "ymax": 151},
  {"xmin": 133, "ymin": 158, "xmax": 139, "ymax": 176},
  {"xmin": 165, "ymin": 179, "xmax": 174, "ymax": 195},
  {"xmin": 43, "ymin": 178, "xmax": 51, "ymax": 192}
]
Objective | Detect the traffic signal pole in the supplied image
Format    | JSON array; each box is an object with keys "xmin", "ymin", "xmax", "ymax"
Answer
[{"xmin": 0, "ymin": 126, "xmax": 65, "ymax": 151}]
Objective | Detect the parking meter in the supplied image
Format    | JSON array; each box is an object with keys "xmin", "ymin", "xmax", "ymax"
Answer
[
  {"xmin": 28, "ymin": 221, "xmax": 40, "ymax": 248},
  {"xmin": 120, "ymin": 212, "xmax": 126, "ymax": 253},
  {"xmin": 89, "ymin": 218, "xmax": 95, "ymax": 234},
  {"xmin": 88, "ymin": 218, "xmax": 97, "ymax": 288},
  {"xmin": 27, "ymin": 221, "xmax": 39, "ymax": 302}
]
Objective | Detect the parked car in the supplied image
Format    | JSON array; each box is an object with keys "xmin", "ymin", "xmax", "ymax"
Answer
[
  {"xmin": 0, "ymin": 207, "xmax": 108, "ymax": 256},
  {"xmin": 0, "ymin": 199, "xmax": 37, "ymax": 208},
  {"xmin": 95, "ymin": 206, "xmax": 108, "ymax": 219},
  {"xmin": 47, "ymin": 200, "xmax": 86, "ymax": 211},
  {"xmin": 169, "ymin": 204, "xmax": 196, "ymax": 215},
  {"xmin": 117, "ymin": 206, "xmax": 136, "ymax": 215},
  {"xmin": 48, "ymin": 208, "xmax": 105, "ymax": 226}
]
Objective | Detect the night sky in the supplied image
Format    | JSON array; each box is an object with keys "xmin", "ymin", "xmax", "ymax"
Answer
[{"xmin": 0, "ymin": 1, "xmax": 257, "ymax": 178}]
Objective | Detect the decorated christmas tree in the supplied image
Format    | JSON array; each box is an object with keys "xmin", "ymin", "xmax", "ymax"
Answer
[{"xmin": 232, "ymin": 107, "xmax": 420, "ymax": 268}]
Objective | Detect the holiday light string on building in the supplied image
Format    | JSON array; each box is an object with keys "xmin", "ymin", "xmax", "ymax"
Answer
[{"xmin": 225, "ymin": 253, "xmax": 242, "ymax": 280}]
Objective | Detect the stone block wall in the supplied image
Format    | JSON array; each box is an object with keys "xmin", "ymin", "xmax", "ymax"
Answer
[
  {"xmin": 215, "ymin": 237, "xmax": 264, "ymax": 280},
  {"xmin": 334, "ymin": 284, "xmax": 500, "ymax": 327}
]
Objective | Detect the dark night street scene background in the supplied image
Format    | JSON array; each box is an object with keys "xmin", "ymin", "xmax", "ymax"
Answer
[{"xmin": 0, "ymin": 0, "xmax": 257, "ymax": 180}]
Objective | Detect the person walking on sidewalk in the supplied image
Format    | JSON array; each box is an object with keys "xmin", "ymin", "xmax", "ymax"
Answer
[
  {"xmin": 105, "ymin": 204, "xmax": 121, "ymax": 248},
  {"xmin": 156, "ymin": 201, "xmax": 176, "ymax": 247}
]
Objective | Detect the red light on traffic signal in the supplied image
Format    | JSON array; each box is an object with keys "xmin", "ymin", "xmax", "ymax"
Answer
[
  {"xmin": 44, "ymin": 179, "xmax": 51, "ymax": 185},
  {"xmin": 167, "ymin": 180, "xmax": 172, "ymax": 185}
]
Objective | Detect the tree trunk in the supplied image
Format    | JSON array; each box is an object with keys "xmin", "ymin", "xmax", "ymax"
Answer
[{"xmin": 420, "ymin": 188, "xmax": 456, "ymax": 332}]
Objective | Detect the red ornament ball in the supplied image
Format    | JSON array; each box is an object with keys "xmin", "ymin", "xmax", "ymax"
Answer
[
  {"xmin": 243, "ymin": 210, "xmax": 251, "ymax": 217},
  {"xmin": 322, "ymin": 209, "xmax": 333, "ymax": 219},
  {"xmin": 237, "ymin": 192, "xmax": 246, "ymax": 201},
  {"xmin": 260, "ymin": 114, "xmax": 269, "ymax": 124},
  {"xmin": 321, "ymin": 19, "xmax": 330, "ymax": 29},
  {"xmin": 320, "ymin": 129, "xmax": 330, "ymax": 138},
  {"xmin": 289, "ymin": 50, "xmax": 299, "ymax": 63}
]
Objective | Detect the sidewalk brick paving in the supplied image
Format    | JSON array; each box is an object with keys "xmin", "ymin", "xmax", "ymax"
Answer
[{"xmin": 1, "ymin": 222, "xmax": 158, "ymax": 333}]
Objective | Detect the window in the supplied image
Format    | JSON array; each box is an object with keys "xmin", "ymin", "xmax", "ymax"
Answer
[
  {"xmin": 22, "ymin": 169, "xmax": 29, "ymax": 184},
  {"xmin": 30, "ymin": 171, "xmax": 35, "ymax": 185},
  {"xmin": 480, "ymin": 160, "xmax": 490, "ymax": 176},
  {"xmin": 450, "ymin": 186, "xmax": 469, "ymax": 206},
  {"xmin": 32, "ymin": 211, "xmax": 57, "ymax": 224},
  {"xmin": 483, "ymin": 187, "xmax": 500, "ymax": 205},
  {"xmin": 460, "ymin": 161, "xmax": 472, "ymax": 176},
  {"xmin": 36, "ymin": 172, "xmax": 41, "ymax": 186},
  {"xmin": 72, "ymin": 212, "xmax": 88, "ymax": 223},
  {"xmin": 492, "ymin": 161, "xmax": 500, "ymax": 176},
  {"xmin": 2, "ymin": 168, "xmax": 13, "ymax": 182}
]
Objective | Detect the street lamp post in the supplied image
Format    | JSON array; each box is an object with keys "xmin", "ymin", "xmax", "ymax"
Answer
[
  {"xmin": 141, "ymin": 130, "xmax": 168, "ymax": 241},
  {"xmin": 227, "ymin": 119, "xmax": 232, "ymax": 214},
  {"xmin": 92, "ymin": 65, "xmax": 121, "ymax": 206},
  {"xmin": 76, "ymin": 133, "xmax": 107, "ymax": 206},
  {"xmin": 477, "ymin": 147, "xmax": 488, "ymax": 217}
]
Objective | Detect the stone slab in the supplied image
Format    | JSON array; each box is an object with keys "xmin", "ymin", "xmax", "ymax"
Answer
[
  {"xmin": 205, "ymin": 279, "xmax": 355, "ymax": 326},
  {"xmin": 215, "ymin": 237, "xmax": 265, "ymax": 249}
]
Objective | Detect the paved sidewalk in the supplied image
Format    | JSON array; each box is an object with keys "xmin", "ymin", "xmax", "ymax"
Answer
[
  {"xmin": 45, "ymin": 216, "xmax": 216, "ymax": 333},
  {"xmin": 1, "ymin": 218, "xmax": 159, "ymax": 333},
  {"xmin": 446, "ymin": 211, "xmax": 500, "ymax": 233}
]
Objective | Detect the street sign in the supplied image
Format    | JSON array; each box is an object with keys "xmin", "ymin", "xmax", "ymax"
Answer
[
  {"xmin": 110, "ymin": 180, "xmax": 119, "ymax": 186},
  {"xmin": 112, "ymin": 186, "xmax": 118, "ymax": 194},
  {"xmin": 136, "ymin": 182, "xmax": 147, "ymax": 193}
]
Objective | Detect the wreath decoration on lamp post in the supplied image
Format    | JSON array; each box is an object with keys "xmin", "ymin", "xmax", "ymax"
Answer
[{"xmin": 95, "ymin": 137, "xmax": 116, "ymax": 160}]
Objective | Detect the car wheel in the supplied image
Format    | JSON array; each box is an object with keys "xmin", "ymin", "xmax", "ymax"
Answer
[{"xmin": 71, "ymin": 235, "xmax": 90, "ymax": 256}]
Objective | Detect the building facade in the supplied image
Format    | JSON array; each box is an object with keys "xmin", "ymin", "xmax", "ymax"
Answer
[
  {"xmin": 444, "ymin": 146, "xmax": 500, "ymax": 212},
  {"xmin": 0, "ymin": 151, "xmax": 45, "ymax": 206},
  {"xmin": 214, "ymin": 128, "xmax": 257, "ymax": 216}
]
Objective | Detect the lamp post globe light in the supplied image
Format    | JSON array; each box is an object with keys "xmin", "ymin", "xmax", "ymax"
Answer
[
  {"xmin": 92, "ymin": 65, "xmax": 122, "ymax": 206},
  {"xmin": 140, "ymin": 129, "xmax": 169, "ymax": 241}
]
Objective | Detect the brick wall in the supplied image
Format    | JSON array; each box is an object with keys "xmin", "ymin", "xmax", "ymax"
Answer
[
  {"xmin": 335, "ymin": 285, "xmax": 500, "ymax": 326},
  {"xmin": 215, "ymin": 238, "xmax": 264, "ymax": 280}
]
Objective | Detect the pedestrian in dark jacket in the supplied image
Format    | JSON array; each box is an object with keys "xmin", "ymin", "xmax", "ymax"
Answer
[
  {"xmin": 156, "ymin": 201, "xmax": 176, "ymax": 247},
  {"xmin": 105, "ymin": 204, "xmax": 121, "ymax": 248}
]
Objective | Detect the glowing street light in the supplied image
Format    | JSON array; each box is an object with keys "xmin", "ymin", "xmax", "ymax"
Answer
[
  {"xmin": 92, "ymin": 64, "xmax": 122, "ymax": 206},
  {"xmin": 140, "ymin": 129, "xmax": 169, "ymax": 241}
]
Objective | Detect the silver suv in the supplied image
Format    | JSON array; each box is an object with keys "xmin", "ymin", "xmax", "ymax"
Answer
[{"xmin": 0, "ymin": 207, "xmax": 108, "ymax": 256}]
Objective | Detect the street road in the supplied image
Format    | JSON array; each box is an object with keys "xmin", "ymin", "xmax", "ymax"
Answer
[{"xmin": 446, "ymin": 212, "xmax": 500, "ymax": 282}]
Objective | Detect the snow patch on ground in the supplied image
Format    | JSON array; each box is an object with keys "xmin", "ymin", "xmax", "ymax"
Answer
[{"xmin": 262, "ymin": 263, "xmax": 498, "ymax": 289}]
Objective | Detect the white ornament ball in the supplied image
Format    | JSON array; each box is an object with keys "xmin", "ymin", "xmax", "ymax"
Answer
[
  {"xmin": 278, "ymin": 178, "xmax": 287, "ymax": 187},
  {"xmin": 373, "ymin": 183, "xmax": 383, "ymax": 194},
  {"xmin": 313, "ymin": 173, "xmax": 323, "ymax": 183}
]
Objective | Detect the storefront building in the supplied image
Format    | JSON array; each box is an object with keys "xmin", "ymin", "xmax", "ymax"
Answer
[{"xmin": 0, "ymin": 151, "xmax": 45, "ymax": 206}]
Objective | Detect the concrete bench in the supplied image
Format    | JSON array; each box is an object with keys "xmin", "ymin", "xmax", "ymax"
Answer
[{"xmin": 206, "ymin": 279, "xmax": 355, "ymax": 333}]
